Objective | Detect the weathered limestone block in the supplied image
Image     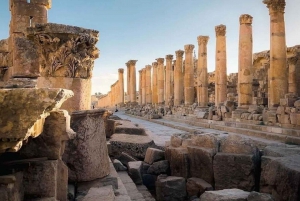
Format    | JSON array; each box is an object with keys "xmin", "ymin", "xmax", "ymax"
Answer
[
  {"xmin": 23, "ymin": 160, "xmax": 68, "ymax": 201},
  {"xmin": 191, "ymin": 133, "xmax": 223, "ymax": 151},
  {"xmin": 117, "ymin": 152, "xmax": 137, "ymax": 167},
  {"xmin": 247, "ymin": 191, "xmax": 274, "ymax": 201},
  {"xmin": 0, "ymin": 88, "xmax": 73, "ymax": 153},
  {"xmin": 63, "ymin": 109, "xmax": 110, "ymax": 182},
  {"xmin": 186, "ymin": 177, "xmax": 213, "ymax": 198},
  {"xmin": 264, "ymin": 145, "xmax": 300, "ymax": 157},
  {"xmin": 165, "ymin": 147, "xmax": 189, "ymax": 178},
  {"xmin": 105, "ymin": 119, "xmax": 116, "ymax": 138},
  {"xmin": 170, "ymin": 133, "xmax": 191, "ymax": 147},
  {"xmin": 114, "ymin": 120, "xmax": 146, "ymax": 135},
  {"xmin": 113, "ymin": 159, "xmax": 127, "ymax": 171},
  {"xmin": 0, "ymin": 172, "xmax": 24, "ymax": 201},
  {"xmin": 80, "ymin": 186, "xmax": 115, "ymax": 201},
  {"xmin": 20, "ymin": 110, "xmax": 75, "ymax": 160},
  {"xmin": 260, "ymin": 155, "xmax": 300, "ymax": 201},
  {"xmin": 142, "ymin": 174, "xmax": 157, "ymax": 190},
  {"xmin": 110, "ymin": 134, "xmax": 155, "ymax": 159},
  {"xmin": 199, "ymin": 189, "xmax": 249, "ymax": 201},
  {"xmin": 144, "ymin": 148, "xmax": 165, "ymax": 164},
  {"xmin": 147, "ymin": 160, "xmax": 169, "ymax": 175},
  {"xmin": 213, "ymin": 153, "xmax": 258, "ymax": 191},
  {"xmin": 128, "ymin": 161, "xmax": 143, "ymax": 185},
  {"xmin": 156, "ymin": 175, "xmax": 187, "ymax": 201},
  {"xmin": 187, "ymin": 146, "xmax": 216, "ymax": 185},
  {"xmin": 0, "ymin": 39, "xmax": 8, "ymax": 52}
]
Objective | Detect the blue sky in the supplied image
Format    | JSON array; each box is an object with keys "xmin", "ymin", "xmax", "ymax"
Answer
[{"xmin": 1, "ymin": 0, "xmax": 300, "ymax": 94}]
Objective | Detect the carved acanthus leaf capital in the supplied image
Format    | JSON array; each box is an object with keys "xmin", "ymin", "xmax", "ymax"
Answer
[
  {"xmin": 139, "ymin": 69, "xmax": 143, "ymax": 74},
  {"xmin": 240, "ymin": 14, "xmax": 253, "ymax": 25},
  {"xmin": 166, "ymin": 54, "xmax": 173, "ymax": 61},
  {"xmin": 263, "ymin": 0, "xmax": 285, "ymax": 13},
  {"xmin": 215, "ymin": 25, "xmax": 226, "ymax": 37},
  {"xmin": 175, "ymin": 50, "xmax": 184, "ymax": 58},
  {"xmin": 118, "ymin": 68, "xmax": 124, "ymax": 73},
  {"xmin": 156, "ymin": 58, "xmax": 164, "ymax": 64},
  {"xmin": 184, "ymin": 44, "xmax": 195, "ymax": 53},
  {"xmin": 146, "ymin": 65, "xmax": 152, "ymax": 70},
  {"xmin": 127, "ymin": 60, "xmax": 138, "ymax": 66},
  {"xmin": 197, "ymin": 36, "xmax": 209, "ymax": 46},
  {"xmin": 152, "ymin": 62, "xmax": 158, "ymax": 68}
]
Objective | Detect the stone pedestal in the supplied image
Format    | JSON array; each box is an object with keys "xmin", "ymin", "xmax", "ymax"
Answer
[
  {"xmin": 27, "ymin": 23, "xmax": 99, "ymax": 113},
  {"xmin": 174, "ymin": 50, "xmax": 184, "ymax": 106},
  {"xmin": 152, "ymin": 62, "xmax": 158, "ymax": 104},
  {"xmin": 63, "ymin": 109, "xmax": 110, "ymax": 182},
  {"xmin": 238, "ymin": 15, "xmax": 253, "ymax": 109},
  {"xmin": 157, "ymin": 58, "xmax": 165, "ymax": 105},
  {"xmin": 184, "ymin": 44, "xmax": 195, "ymax": 105},
  {"xmin": 215, "ymin": 25, "xmax": 227, "ymax": 106},
  {"xmin": 263, "ymin": 0, "xmax": 287, "ymax": 108},
  {"xmin": 197, "ymin": 36, "xmax": 209, "ymax": 107}
]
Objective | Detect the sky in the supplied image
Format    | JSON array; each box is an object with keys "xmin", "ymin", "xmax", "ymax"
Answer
[{"xmin": 0, "ymin": 0, "xmax": 300, "ymax": 95}]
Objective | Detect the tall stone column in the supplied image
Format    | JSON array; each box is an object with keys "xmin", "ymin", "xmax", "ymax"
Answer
[
  {"xmin": 152, "ymin": 62, "xmax": 158, "ymax": 104},
  {"xmin": 118, "ymin": 68, "xmax": 124, "ymax": 106},
  {"xmin": 184, "ymin": 45, "xmax": 195, "ymax": 105},
  {"xmin": 156, "ymin": 58, "xmax": 165, "ymax": 105},
  {"xmin": 263, "ymin": 0, "xmax": 287, "ymax": 108},
  {"xmin": 138, "ymin": 69, "xmax": 143, "ymax": 105},
  {"xmin": 238, "ymin": 14, "xmax": 253, "ymax": 109},
  {"xmin": 126, "ymin": 62, "xmax": 131, "ymax": 103},
  {"xmin": 142, "ymin": 68, "xmax": 146, "ymax": 105},
  {"xmin": 165, "ymin": 55, "xmax": 174, "ymax": 105},
  {"xmin": 146, "ymin": 65, "xmax": 152, "ymax": 104},
  {"xmin": 174, "ymin": 50, "xmax": 184, "ymax": 106},
  {"xmin": 215, "ymin": 25, "xmax": 227, "ymax": 106},
  {"xmin": 128, "ymin": 60, "xmax": 138, "ymax": 104},
  {"xmin": 197, "ymin": 36, "xmax": 209, "ymax": 107},
  {"xmin": 288, "ymin": 56, "xmax": 298, "ymax": 95}
]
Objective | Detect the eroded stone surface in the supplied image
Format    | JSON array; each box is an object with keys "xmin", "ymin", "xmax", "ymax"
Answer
[{"xmin": 199, "ymin": 189, "xmax": 249, "ymax": 201}]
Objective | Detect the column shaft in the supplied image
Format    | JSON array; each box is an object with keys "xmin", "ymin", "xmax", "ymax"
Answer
[
  {"xmin": 142, "ymin": 68, "xmax": 146, "ymax": 105},
  {"xmin": 138, "ymin": 70, "xmax": 143, "ymax": 105},
  {"xmin": 165, "ymin": 55, "xmax": 174, "ymax": 105},
  {"xmin": 152, "ymin": 62, "xmax": 158, "ymax": 104},
  {"xmin": 184, "ymin": 45, "xmax": 195, "ymax": 105},
  {"xmin": 118, "ymin": 68, "xmax": 124, "ymax": 105},
  {"xmin": 157, "ymin": 58, "xmax": 165, "ymax": 105},
  {"xmin": 174, "ymin": 50, "xmax": 184, "ymax": 106}
]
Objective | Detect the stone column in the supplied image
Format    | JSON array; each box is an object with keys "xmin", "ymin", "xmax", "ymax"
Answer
[
  {"xmin": 174, "ymin": 50, "xmax": 184, "ymax": 106},
  {"xmin": 146, "ymin": 65, "xmax": 152, "ymax": 104},
  {"xmin": 156, "ymin": 58, "xmax": 165, "ymax": 105},
  {"xmin": 29, "ymin": 24, "xmax": 99, "ymax": 113},
  {"xmin": 263, "ymin": 0, "xmax": 287, "ymax": 108},
  {"xmin": 138, "ymin": 69, "xmax": 143, "ymax": 105},
  {"xmin": 142, "ymin": 68, "xmax": 146, "ymax": 105},
  {"xmin": 128, "ymin": 60, "xmax": 138, "ymax": 104},
  {"xmin": 238, "ymin": 14, "xmax": 253, "ymax": 109},
  {"xmin": 118, "ymin": 68, "xmax": 124, "ymax": 106},
  {"xmin": 184, "ymin": 45, "xmax": 195, "ymax": 105},
  {"xmin": 197, "ymin": 36, "xmax": 209, "ymax": 107},
  {"xmin": 152, "ymin": 62, "xmax": 158, "ymax": 104},
  {"xmin": 126, "ymin": 62, "xmax": 131, "ymax": 103},
  {"xmin": 288, "ymin": 56, "xmax": 298, "ymax": 95},
  {"xmin": 215, "ymin": 25, "xmax": 227, "ymax": 106},
  {"xmin": 165, "ymin": 55, "xmax": 174, "ymax": 105}
]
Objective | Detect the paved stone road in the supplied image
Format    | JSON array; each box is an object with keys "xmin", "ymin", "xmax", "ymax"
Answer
[{"xmin": 114, "ymin": 111, "xmax": 188, "ymax": 146}]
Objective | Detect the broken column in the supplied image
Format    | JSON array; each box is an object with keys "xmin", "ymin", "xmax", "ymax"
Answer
[
  {"xmin": 197, "ymin": 36, "xmax": 209, "ymax": 107},
  {"xmin": 152, "ymin": 62, "xmax": 158, "ymax": 104},
  {"xmin": 128, "ymin": 60, "xmax": 138, "ymax": 105},
  {"xmin": 174, "ymin": 50, "xmax": 184, "ymax": 106},
  {"xmin": 263, "ymin": 0, "xmax": 287, "ymax": 108},
  {"xmin": 238, "ymin": 14, "xmax": 253, "ymax": 109},
  {"xmin": 146, "ymin": 64, "xmax": 152, "ymax": 104},
  {"xmin": 215, "ymin": 25, "xmax": 227, "ymax": 106},
  {"xmin": 184, "ymin": 44, "xmax": 195, "ymax": 105},
  {"xmin": 157, "ymin": 58, "xmax": 165, "ymax": 105},
  {"xmin": 165, "ymin": 54, "xmax": 174, "ymax": 106},
  {"xmin": 28, "ymin": 23, "xmax": 99, "ymax": 113},
  {"xmin": 118, "ymin": 68, "xmax": 124, "ymax": 106}
]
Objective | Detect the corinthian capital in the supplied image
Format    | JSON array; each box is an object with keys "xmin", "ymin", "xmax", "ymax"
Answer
[
  {"xmin": 197, "ymin": 36, "xmax": 209, "ymax": 46},
  {"xmin": 166, "ymin": 54, "xmax": 174, "ymax": 61},
  {"xmin": 156, "ymin": 58, "xmax": 164, "ymax": 64},
  {"xmin": 146, "ymin": 65, "xmax": 152, "ymax": 70},
  {"xmin": 118, "ymin": 68, "xmax": 124, "ymax": 73},
  {"xmin": 127, "ymin": 60, "xmax": 138, "ymax": 66},
  {"xmin": 175, "ymin": 50, "xmax": 184, "ymax": 58},
  {"xmin": 263, "ymin": 0, "xmax": 285, "ymax": 13},
  {"xmin": 152, "ymin": 62, "xmax": 158, "ymax": 68},
  {"xmin": 215, "ymin": 25, "xmax": 226, "ymax": 37},
  {"xmin": 240, "ymin": 14, "xmax": 253, "ymax": 25},
  {"xmin": 184, "ymin": 44, "xmax": 195, "ymax": 53}
]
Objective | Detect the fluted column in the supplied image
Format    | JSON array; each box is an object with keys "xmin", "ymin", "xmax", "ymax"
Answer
[
  {"xmin": 152, "ymin": 62, "xmax": 158, "ymax": 104},
  {"xmin": 165, "ymin": 55, "xmax": 174, "ymax": 104},
  {"xmin": 263, "ymin": 0, "xmax": 287, "ymax": 108},
  {"xmin": 215, "ymin": 25, "xmax": 227, "ymax": 106},
  {"xmin": 184, "ymin": 44, "xmax": 195, "ymax": 105},
  {"xmin": 238, "ymin": 14, "xmax": 253, "ymax": 109},
  {"xmin": 156, "ymin": 58, "xmax": 165, "ymax": 105},
  {"xmin": 197, "ymin": 36, "xmax": 209, "ymax": 107},
  {"xmin": 146, "ymin": 65, "xmax": 152, "ymax": 104},
  {"xmin": 174, "ymin": 50, "xmax": 184, "ymax": 106},
  {"xmin": 138, "ymin": 69, "xmax": 143, "ymax": 105},
  {"xmin": 126, "ymin": 62, "xmax": 131, "ymax": 103},
  {"xmin": 128, "ymin": 60, "xmax": 137, "ymax": 104},
  {"xmin": 118, "ymin": 68, "xmax": 124, "ymax": 105},
  {"xmin": 142, "ymin": 68, "xmax": 146, "ymax": 105}
]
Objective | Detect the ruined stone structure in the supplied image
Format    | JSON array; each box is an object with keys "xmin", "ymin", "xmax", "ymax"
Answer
[{"xmin": 184, "ymin": 45, "xmax": 195, "ymax": 105}]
